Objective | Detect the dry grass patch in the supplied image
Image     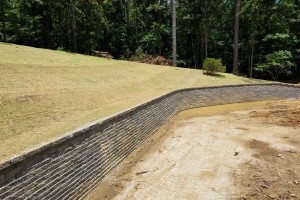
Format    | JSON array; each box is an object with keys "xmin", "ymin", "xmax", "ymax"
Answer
[{"xmin": 0, "ymin": 42, "xmax": 266, "ymax": 162}]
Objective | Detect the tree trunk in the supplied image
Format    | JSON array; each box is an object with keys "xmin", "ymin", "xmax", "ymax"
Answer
[
  {"xmin": 158, "ymin": 7, "xmax": 162, "ymax": 56},
  {"xmin": 72, "ymin": 2, "xmax": 77, "ymax": 52},
  {"xmin": 196, "ymin": 36, "xmax": 200, "ymax": 67},
  {"xmin": 249, "ymin": 43, "xmax": 254, "ymax": 78},
  {"xmin": 233, "ymin": 0, "xmax": 241, "ymax": 75},
  {"xmin": 159, "ymin": 36, "xmax": 162, "ymax": 56},
  {"xmin": 205, "ymin": 32, "xmax": 208, "ymax": 59},
  {"xmin": 200, "ymin": 36, "xmax": 204, "ymax": 67},
  {"xmin": 172, "ymin": 0, "xmax": 177, "ymax": 67},
  {"xmin": 191, "ymin": 36, "xmax": 197, "ymax": 68},
  {"xmin": 133, "ymin": 0, "xmax": 138, "ymax": 37},
  {"xmin": 126, "ymin": 0, "xmax": 130, "ymax": 23},
  {"xmin": 204, "ymin": 0, "xmax": 208, "ymax": 59},
  {"xmin": 43, "ymin": 6, "xmax": 51, "ymax": 49},
  {"xmin": 0, "ymin": 0, "xmax": 6, "ymax": 42},
  {"xmin": 2, "ymin": 20, "xmax": 6, "ymax": 42},
  {"xmin": 69, "ymin": 0, "xmax": 77, "ymax": 52}
]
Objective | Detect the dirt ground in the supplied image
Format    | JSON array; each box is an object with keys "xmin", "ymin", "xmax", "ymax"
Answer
[{"xmin": 87, "ymin": 99, "xmax": 300, "ymax": 200}]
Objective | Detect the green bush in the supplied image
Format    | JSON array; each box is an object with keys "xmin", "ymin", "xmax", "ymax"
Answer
[{"xmin": 203, "ymin": 58, "xmax": 226, "ymax": 75}]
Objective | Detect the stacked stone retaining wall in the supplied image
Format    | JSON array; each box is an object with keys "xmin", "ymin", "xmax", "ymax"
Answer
[{"xmin": 0, "ymin": 84, "xmax": 299, "ymax": 199}]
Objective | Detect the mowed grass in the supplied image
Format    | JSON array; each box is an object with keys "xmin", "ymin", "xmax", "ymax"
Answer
[{"xmin": 0, "ymin": 42, "xmax": 265, "ymax": 162}]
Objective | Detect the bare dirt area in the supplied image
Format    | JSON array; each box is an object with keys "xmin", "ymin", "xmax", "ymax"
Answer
[{"xmin": 87, "ymin": 100, "xmax": 300, "ymax": 200}]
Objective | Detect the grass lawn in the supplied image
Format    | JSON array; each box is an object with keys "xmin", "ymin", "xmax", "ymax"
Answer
[{"xmin": 0, "ymin": 42, "xmax": 266, "ymax": 162}]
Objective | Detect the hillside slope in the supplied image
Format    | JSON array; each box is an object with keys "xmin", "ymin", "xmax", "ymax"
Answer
[{"xmin": 0, "ymin": 43, "xmax": 265, "ymax": 162}]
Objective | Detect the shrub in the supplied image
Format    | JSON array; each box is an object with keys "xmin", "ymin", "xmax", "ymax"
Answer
[
  {"xmin": 57, "ymin": 46, "xmax": 66, "ymax": 51},
  {"xmin": 203, "ymin": 58, "xmax": 226, "ymax": 75}
]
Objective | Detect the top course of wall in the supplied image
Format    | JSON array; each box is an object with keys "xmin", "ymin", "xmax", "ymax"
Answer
[{"xmin": 0, "ymin": 83, "xmax": 299, "ymax": 200}]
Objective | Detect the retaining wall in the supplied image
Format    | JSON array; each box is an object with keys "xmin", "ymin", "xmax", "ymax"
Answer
[{"xmin": 0, "ymin": 84, "xmax": 299, "ymax": 199}]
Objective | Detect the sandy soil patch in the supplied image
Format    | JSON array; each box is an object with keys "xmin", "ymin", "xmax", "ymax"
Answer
[{"xmin": 87, "ymin": 100, "xmax": 300, "ymax": 200}]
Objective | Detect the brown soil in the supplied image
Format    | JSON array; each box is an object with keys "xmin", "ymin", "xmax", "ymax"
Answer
[
  {"xmin": 129, "ymin": 54, "xmax": 172, "ymax": 66},
  {"xmin": 87, "ymin": 100, "xmax": 300, "ymax": 200}
]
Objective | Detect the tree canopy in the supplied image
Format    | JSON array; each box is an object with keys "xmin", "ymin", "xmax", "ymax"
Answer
[{"xmin": 0, "ymin": 0, "xmax": 299, "ymax": 81}]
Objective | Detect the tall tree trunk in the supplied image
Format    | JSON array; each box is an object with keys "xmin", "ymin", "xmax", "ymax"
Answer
[
  {"xmin": 159, "ymin": 35, "xmax": 162, "ymax": 56},
  {"xmin": 249, "ymin": 43, "xmax": 254, "ymax": 78},
  {"xmin": 72, "ymin": 2, "xmax": 77, "ymax": 52},
  {"xmin": 233, "ymin": 0, "xmax": 241, "ymax": 75},
  {"xmin": 126, "ymin": 0, "xmax": 130, "ymax": 23},
  {"xmin": 196, "ymin": 37, "xmax": 200, "ymax": 67},
  {"xmin": 43, "ymin": 6, "xmax": 51, "ymax": 49},
  {"xmin": 133, "ymin": 0, "xmax": 138, "ymax": 37},
  {"xmin": 69, "ymin": 0, "xmax": 77, "ymax": 52},
  {"xmin": 172, "ymin": 0, "xmax": 177, "ymax": 67},
  {"xmin": 200, "ymin": 36, "xmax": 204, "ymax": 67},
  {"xmin": 2, "ymin": 20, "xmax": 6, "ymax": 42},
  {"xmin": 204, "ymin": 0, "xmax": 208, "ymax": 59},
  {"xmin": 0, "ymin": 0, "xmax": 6, "ymax": 42},
  {"xmin": 205, "ymin": 32, "xmax": 208, "ymax": 59},
  {"xmin": 158, "ymin": 7, "xmax": 162, "ymax": 56},
  {"xmin": 191, "ymin": 36, "xmax": 197, "ymax": 68}
]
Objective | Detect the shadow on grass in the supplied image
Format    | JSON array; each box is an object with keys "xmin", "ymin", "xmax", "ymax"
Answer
[
  {"xmin": 203, "ymin": 71, "xmax": 225, "ymax": 78},
  {"xmin": 0, "ymin": 42, "xmax": 14, "ymax": 46},
  {"xmin": 242, "ymin": 78, "xmax": 268, "ymax": 83}
]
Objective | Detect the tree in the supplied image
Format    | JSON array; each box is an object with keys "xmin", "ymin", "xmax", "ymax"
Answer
[
  {"xmin": 240, "ymin": 0, "xmax": 263, "ymax": 78},
  {"xmin": 0, "ymin": 0, "xmax": 9, "ymax": 42},
  {"xmin": 233, "ymin": 0, "xmax": 241, "ymax": 75},
  {"xmin": 139, "ymin": 1, "xmax": 171, "ymax": 56},
  {"xmin": 1, "ymin": 0, "xmax": 299, "ymax": 81},
  {"xmin": 255, "ymin": 50, "xmax": 294, "ymax": 80},
  {"xmin": 66, "ymin": 0, "xmax": 77, "ymax": 52},
  {"xmin": 172, "ymin": 0, "xmax": 177, "ymax": 66}
]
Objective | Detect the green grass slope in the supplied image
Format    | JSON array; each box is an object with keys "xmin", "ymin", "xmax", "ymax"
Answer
[{"xmin": 0, "ymin": 43, "xmax": 265, "ymax": 162}]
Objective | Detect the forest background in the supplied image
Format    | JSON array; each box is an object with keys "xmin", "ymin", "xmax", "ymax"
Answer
[{"xmin": 0, "ymin": 0, "xmax": 299, "ymax": 81}]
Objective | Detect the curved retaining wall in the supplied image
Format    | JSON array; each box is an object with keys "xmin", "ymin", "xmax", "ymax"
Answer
[{"xmin": 0, "ymin": 83, "xmax": 300, "ymax": 199}]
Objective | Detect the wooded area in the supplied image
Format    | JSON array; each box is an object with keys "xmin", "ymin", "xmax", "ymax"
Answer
[{"xmin": 0, "ymin": 0, "xmax": 299, "ymax": 81}]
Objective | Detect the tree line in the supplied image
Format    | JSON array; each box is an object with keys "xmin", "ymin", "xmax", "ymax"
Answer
[{"xmin": 0, "ymin": 0, "xmax": 299, "ymax": 81}]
